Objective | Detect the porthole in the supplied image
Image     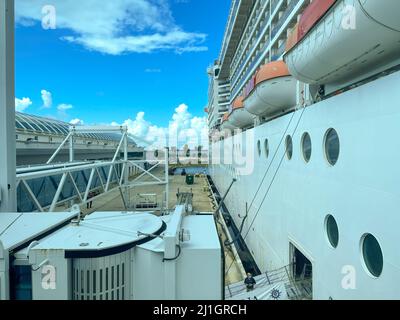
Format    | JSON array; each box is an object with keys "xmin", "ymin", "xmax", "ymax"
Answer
[
  {"xmin": 264, "ymin": 139, "xmax": 269, "ymax": 159},
  {"xmin": 325, "ymin": 215, "xmax": 339, "ymax": 249},
  {"xmin": 302, "ymin": 132, "xmax": 312, "ymax": 163},
  {"xmin": 361, "ymin": 234, "xmax": 383, "ymax": 278},
  {"xmin": 324, "ymin": 128, "xmax": 340, "ymax": 166},
  {"xmin": 257, "ymin": 140, "xmax": 261, "ymax": 156},
  {"xmin": 286, "ymin": 135, "xmax": 293, "ymax": 160}
]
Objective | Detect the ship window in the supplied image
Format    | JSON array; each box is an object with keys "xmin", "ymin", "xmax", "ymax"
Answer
[
  {"xmin": 257, "ymin": 140, "xmax": 261, "ymax": 156},
  {"xmin": 324, "ymin": 129, "xmax": 340, "ymax": 166},
  {"xmin": 302, "ymin": 133, "xmax": 312, "ymax": 163},
  {"xmin": 325, "ymin": 215, "xmax": 339, "ymax": 248},
  {"xmin": 361, "ymin": 234, "xmax": 383, "ymax": 278},
  {"xmin": 286, "ymin": 135, "xmax": 293, "ymax": 160},
  {"xmin": 264, "ymin": 139, "xmax": 269, "ymax": 159}
]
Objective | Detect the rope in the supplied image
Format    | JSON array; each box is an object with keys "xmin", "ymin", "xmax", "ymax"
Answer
[
  {"xmin": 225, "ymin": 105, "xmax": 308, "ymax": 277},
  {"xmin": 222, "ymin": 109, "xmax": 296, "ymax": 251}
]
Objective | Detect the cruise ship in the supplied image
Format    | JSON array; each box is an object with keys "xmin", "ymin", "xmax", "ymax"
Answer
[
  {"xmin": 207, "ymin": 0, "xmax": 400, "ymax": 299},
  {"xmin": 2, "ymin": 0, "xmax": 400, "ymax": 302}
]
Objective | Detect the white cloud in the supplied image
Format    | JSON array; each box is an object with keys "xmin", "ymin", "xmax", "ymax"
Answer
[
  {"xmin": 41, "ymin": 89, "xmax": 52, "ymax": 108},
  {"xmin": 113, "ymin": 104, "xmax": 208, "ymax": 149},
  {"xmin": 70, "ymin": 118, "xmax": 84, "ymax": 125},
  {"xmin": 16, "ymin": 0, "xmax": 208, "ymax": 55},
  {"xmin": 57, "ymin": 103, "xmax": 74, "ymax": 120},
  {"xmin": 57, "ymin": 104, "xmax": 73, "ymax": 111},
  {"xmin": 15, "ymin": 97, "xmax": 33, "ymax": 112},
  {"xmin": 145, "ymin": 68, "xmax": 162, "ymax": 73}
]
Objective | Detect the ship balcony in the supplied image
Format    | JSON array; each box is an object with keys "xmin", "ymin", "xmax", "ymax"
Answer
[
  {"xmin": 218, "ymin": 0, "xmax": 256, "ymax": 79},
  {"xmin": 230, "ymin": 0, "xmax": 309, "ymax": 101}
]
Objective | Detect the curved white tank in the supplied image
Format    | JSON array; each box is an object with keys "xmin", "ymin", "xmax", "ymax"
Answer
[
  {"xmin": 221, "ymin": 121, "xmax": 236, "ymax": 131},
  {"xmin": 245, "ymin": 76, "xmax": 297, "ymax": 116},
  {"xmin": 360, "ymin": 0, "xmax": 400, "ymax": 32},
  {"xmin": 230, "ymin": 108, "xmax": 254, "ymax": 128},
  {"xmin": 284, "ymin": 0, "xmax": 400, "ymax": 85},
  {"xmin": 220, "ymin": 112, "xmax": 236, "ymax": 131}
]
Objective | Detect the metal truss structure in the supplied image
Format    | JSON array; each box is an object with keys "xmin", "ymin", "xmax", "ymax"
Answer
[{"xmin": 15, "ymin": 125, "xmax": 169, "ymax": 213}]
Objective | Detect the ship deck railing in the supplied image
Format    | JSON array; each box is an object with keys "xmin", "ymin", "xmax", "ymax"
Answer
[{"xmin": 225, "ymin": 263, "xmax": 313, "ymax": 300}]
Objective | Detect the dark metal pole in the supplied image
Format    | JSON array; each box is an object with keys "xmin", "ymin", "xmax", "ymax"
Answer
[{"xmin": 0, "ymin": 0, "xmax": 16, "ymax": 212}]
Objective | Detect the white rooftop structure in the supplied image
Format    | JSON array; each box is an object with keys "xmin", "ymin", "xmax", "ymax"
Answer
[
  {"xmin": 0, "ymin": 212, "xmax": 77, "ymax": 252},
  {"xmin": 31, "ymin": 212, "xmax": 165, "ymax": 257}
]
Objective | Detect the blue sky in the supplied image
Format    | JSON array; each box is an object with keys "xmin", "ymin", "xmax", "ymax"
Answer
[{"xmin": 14, "ymin": 0, "xmax": 230, "ymax": 145}]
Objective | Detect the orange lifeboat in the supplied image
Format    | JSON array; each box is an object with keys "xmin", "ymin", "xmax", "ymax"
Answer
[
  {"xmin": 220, "ymin": 112, "xmax": 236, "ymax": 131},
  {"xmin": 284, "ymin": 0, "xmax": 400, "ymax": 87},
  {"xmin": 229, "ymin": 96, "xmax": 254, "ymax": 128},
  {"xmin": 243, "ymin": 61, "xmax": 297, "ymax": 117}
]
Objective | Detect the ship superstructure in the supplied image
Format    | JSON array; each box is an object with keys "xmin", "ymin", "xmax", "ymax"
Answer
[{"xmin": 208, "ymin": 0, "xmax": 400, "ymax": 299}]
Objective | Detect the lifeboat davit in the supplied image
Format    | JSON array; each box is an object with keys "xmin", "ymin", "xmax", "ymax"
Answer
[
  {"xmin": 220, "ymin": 112, "xmax": 236, "ymax": 131},
  {"xmin": 284, "ymin": 0, "xmax": 400, "ymax": 86},
  {"xmin": 229, "ymin": 97, "xmax": 254, "ymax": 128},
  {"xmin": 243, "ymin": 61, "xmax": 297, "ymax": 117}
]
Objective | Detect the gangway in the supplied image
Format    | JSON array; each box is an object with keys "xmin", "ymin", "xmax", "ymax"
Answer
[{"xmin": 225, "ymin": 264, "xmax": 312, "ymax": 300}]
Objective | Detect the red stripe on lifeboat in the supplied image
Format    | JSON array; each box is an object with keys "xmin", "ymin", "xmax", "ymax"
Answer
[
  {"xmin": 243, "ymin": 76, "xmax": 256, "ymax": 100},
  {"xmin": 232, "ymin": 96, "xmax": 244, "ymax": 111},
  {"xmin": 286, "ymin": 0, "xmax": 337, "ymax": 52}
]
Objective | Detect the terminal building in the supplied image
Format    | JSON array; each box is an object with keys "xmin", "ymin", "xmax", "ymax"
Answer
[{"xmin": 15, "ymin": 112, "xmax": 144, "ymax": 166}]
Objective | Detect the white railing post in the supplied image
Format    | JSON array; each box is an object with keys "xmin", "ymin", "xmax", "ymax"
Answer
[
  {"xmin": 21, "ymin": 180, "xmax": 44, "ymax": 212},
  {"xmin": 123, "ymin": 128, "xmax": 129, "ymax": 207},
  {"xmin": 165, "ymin": 147, "xmax": 169, "ymax": 211},
  {"xmin": 47, "ymin": 132, "xmax": 73, "ymax": 164},
  {"xmin": 83, "ymin": 169, "xmax": 96, "ymax": 202},
  {"xmin": 49, "ymin": 173, "xmax": 68, "ymax": 212},
  {"xmin": 124, "ymin": 128, "xmax": 128, "ymax": 182},
  {"xmin": 69, "ymin": 129, "xmax": 75, "ymax": 162}
]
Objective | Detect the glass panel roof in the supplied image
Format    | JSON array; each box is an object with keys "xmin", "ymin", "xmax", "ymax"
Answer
[{"xmin": 15, "ymin": 112, "xmax": 137, "ymax": 146}]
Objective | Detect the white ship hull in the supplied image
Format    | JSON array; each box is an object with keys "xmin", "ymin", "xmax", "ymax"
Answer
[{"xmin": 210, "ymin": 71, "xmax": 400, "ymax": 299}]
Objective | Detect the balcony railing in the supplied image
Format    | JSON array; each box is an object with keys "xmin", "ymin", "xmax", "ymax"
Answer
[
  {"xmin": 231, "ymin": 0, "xmax": 301, "ymax": 99},
  {"xmin": 271, "ymin": 40, "xmax": 287, "ymax": 61},
  {"xmin": 219, "ymin": 0, "xmax": 241, "ymax": 63},
  {"xmin": 230, "ymin": 4, "xmax": 272, "ymax": 78},
  {"xmin": 229, "ymin": 0, "xmax": 283, "ymax": 87}
]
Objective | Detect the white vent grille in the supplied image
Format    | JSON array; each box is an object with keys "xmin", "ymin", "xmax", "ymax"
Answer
[{"xmin": 72, "ymin": 251, "xmax": 131, "ymax": 300}]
